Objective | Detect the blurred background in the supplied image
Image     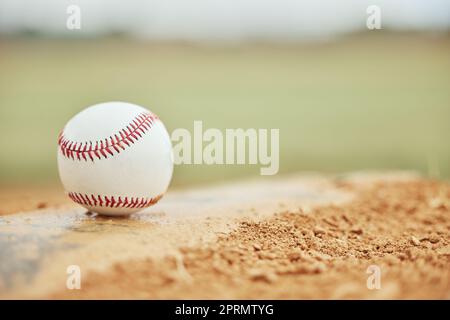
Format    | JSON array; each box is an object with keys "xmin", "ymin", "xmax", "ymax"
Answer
[{"xmin": 0, "ymin": 0, "xmax": 449, "ymax": 189}]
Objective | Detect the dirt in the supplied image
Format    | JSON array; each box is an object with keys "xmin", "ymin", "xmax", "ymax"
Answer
[
  {"xmin": 0, "ymin": 185, "xmax": 68, "ymax": 215},
  {"xmin": 45, "ymin": 177, "xmax": 450, "ymax": 299}
]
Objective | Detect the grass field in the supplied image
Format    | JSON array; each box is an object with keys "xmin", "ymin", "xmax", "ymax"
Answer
[{"xmin": 0, "ymin": 33, "xmax": 449, "ymax": 186}]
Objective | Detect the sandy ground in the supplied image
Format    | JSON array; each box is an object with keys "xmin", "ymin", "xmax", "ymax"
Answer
[{"xmin": 0, "ymin": 172, "xmax": 449, "ymax": 299}]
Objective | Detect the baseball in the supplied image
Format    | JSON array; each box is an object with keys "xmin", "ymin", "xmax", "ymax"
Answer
[{"xmin": 57, "ymin": 101, "xmax": 173, "ymax": 216}]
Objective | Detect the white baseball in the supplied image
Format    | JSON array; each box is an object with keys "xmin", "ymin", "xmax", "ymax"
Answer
[{"xmin": 57, "ymin": 101, "xmax": 173, "ymax": 216}]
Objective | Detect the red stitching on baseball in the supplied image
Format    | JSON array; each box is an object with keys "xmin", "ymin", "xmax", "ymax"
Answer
[
  {"xmin": 68, "ymin": 192, "xmax": 163, "ymax": 209},
  {"xmin": 58, "ymin": 112, "xmax": 158, "ymax": 162}
]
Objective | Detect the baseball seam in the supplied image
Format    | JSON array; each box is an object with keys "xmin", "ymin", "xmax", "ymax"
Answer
[
  {"xmin": 68, "ymin": 192, "xmax": 163, "ymax": 209},
  {"xmin": 58, "ymin": 112, "xmax": 158, "ymax": 162}
]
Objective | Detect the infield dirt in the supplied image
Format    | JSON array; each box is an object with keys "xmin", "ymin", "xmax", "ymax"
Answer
[{"xmin": 1, "ymin": 172, "xmax": 449, "ymax": 299}]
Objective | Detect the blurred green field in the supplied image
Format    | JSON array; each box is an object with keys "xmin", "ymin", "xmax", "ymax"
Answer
[{"xmin": 0, "ymin": 34, "xmax": 449, "ymax": 187}]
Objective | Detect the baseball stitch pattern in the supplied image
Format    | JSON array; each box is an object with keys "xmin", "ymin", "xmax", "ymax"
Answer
[
  {"xmin": 68, "ymin": 192, "xmax": 163, "ymax": 209},
  {"xmin": 58, "ymin": 112, "xmax": 158, "ymax": 162}
]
